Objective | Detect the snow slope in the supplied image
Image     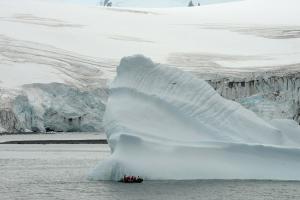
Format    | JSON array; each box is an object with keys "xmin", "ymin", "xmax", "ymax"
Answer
[
  {"xmin": 0, "ymin": 0, "xmax": 300, "ymax": 132},
  {"xmin": 90, "ymin": 55, "xmax": 300, "ymax": 181},
  {"xmin": 1, "ymin": 0, "xmax": 300, "ymax": 70},
  {"xmin": 96, "ymin": 0, "xmax": 240, "ymax": 8}
]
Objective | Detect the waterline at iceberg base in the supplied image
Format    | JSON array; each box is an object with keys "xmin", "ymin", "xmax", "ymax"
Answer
[{"xmin": 90, "ymin": 55, "xmax": 300, "ymax": 181}]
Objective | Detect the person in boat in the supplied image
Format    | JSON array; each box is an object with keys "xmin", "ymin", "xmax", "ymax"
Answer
[{"xmin": 120, "ymin": 175, "xmax": 143, "ymax": 183}]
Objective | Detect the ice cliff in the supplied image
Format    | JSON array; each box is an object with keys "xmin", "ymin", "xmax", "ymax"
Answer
[
  {"xmin": 0, "ymin": 83, "xmax": 107, "ymax": 133},
  {"xmin": 90, "ymin": 55, "xmax": 300, "ymax": 181},
  {"xmin": 207, "ymin": 71, "xmax": 300, "ymax": 124},
  {"xmin": 2, "ymin": 71, "xmax": 299, "ymax": 134}
]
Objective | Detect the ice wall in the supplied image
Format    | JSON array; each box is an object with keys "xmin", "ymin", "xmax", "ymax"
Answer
[
  {"xmin": 207, "ymin": 72, "xmax": 300, "ymax": 123},
  {"xmin": 90, "ymin": 55, "xmax": 300, "ymax": 181},
  {"xmin": 0, "ymin": 83, "xmax": 107, "ymax": 133}
]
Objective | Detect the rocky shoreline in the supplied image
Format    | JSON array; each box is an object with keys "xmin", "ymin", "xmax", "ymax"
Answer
[{"xmin": 0, "ymin": 139, "xmax": 107, "ymax": 144}]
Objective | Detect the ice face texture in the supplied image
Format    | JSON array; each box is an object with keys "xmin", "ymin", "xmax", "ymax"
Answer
[{"xmin": 90, "ymin": 55, "xmax": 300, "ymax": 181}]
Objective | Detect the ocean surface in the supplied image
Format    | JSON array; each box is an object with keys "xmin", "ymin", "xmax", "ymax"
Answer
[{"xmin": 1, "ymin": 134, "xmax": 300, "ymax": 200}]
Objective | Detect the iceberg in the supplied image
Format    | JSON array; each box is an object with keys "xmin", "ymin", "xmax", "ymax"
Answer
[{"xmin": 90, "ymin": 55, "xmax": 300, "ymax": 181}]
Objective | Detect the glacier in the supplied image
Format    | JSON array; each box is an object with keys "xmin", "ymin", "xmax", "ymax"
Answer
[
  {"xmin": 0, "ymin": 83, "xmax": 107, "ymax": 133},
  {"xmin": 1, "ymin": 0, "xmax": 300, "ymax": 133},
  {"xmin": 90, "ymin": 55, "xmax": 300, "ymax": 181},
  {"xmin": 207, "ymin": 72, "xmax": 300, "ymax": 124}
]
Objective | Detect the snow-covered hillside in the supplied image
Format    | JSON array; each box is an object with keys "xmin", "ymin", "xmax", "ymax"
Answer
[
  {"xmin": 95, "ymin": 0, "xmax": 240, "ymax": 7},
  {"xmin": 0, "ymin": 0, "xmax": 300, "ymax": 133},
  {"xmin": 90, "ymin": 55, "xmax": 300, "ymax": 180}
]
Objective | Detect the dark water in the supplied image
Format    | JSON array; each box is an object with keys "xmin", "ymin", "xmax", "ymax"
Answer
[
  {"xmin": 66, "ymin": 180, "xmax": 300, "ymax": 200},
  {"xmin": 1, "ymin": 144, "xmax": 300, "ymax": 200}
]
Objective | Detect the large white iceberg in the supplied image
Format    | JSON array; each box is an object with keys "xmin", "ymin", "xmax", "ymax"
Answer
[{"xmin": 90, "ymin": 55, "xmax": 300, "ymax": 181}]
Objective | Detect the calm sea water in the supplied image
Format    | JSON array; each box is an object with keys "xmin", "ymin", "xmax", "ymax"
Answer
[{"xmin": 1, "ymin": 143, "xmax": 300, "ymax": 200}]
